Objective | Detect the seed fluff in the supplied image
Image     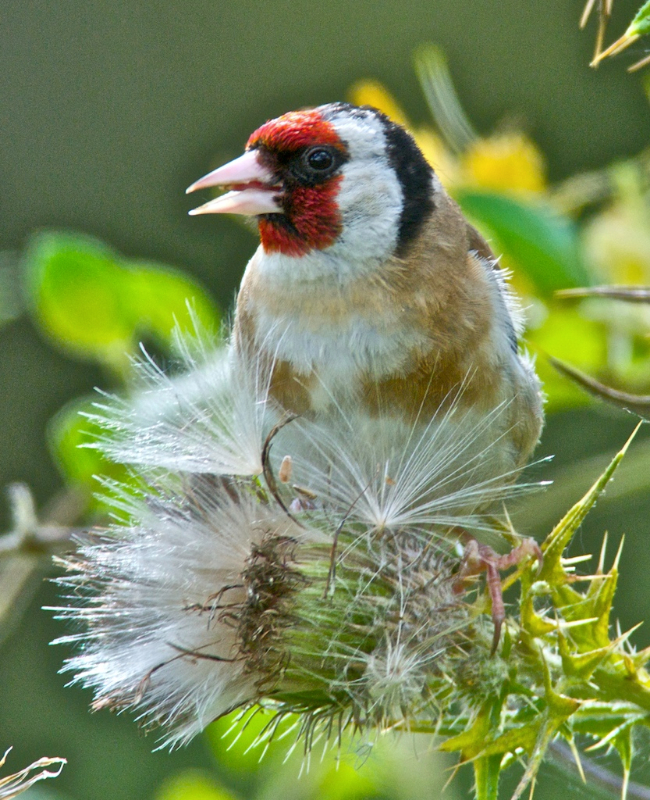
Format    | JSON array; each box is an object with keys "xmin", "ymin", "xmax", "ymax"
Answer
[{"xmin": 52, "ymin": 322, "xmax": 543, "ymax": 749}]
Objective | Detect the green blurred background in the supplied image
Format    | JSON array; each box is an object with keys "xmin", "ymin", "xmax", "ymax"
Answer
[{"xmin": 3, "ymin": 1, "xmax": 650, "ymax": 798}]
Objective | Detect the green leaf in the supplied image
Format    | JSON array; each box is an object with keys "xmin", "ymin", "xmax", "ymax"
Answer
[
  {"xmin": 25, "ymin": 232, "xmax": 133, "ymax": 368},
  {"xmin": 539, "ymin": 422, "xmax": 640, "ymax": 584},
  {"xmin": 24, "ymin": 231, "xmax": 218, "ymax": 373},
  {"xmin": 456, "ymin": 190, "xmax": 590, "ymax": 295},
  {"xmin": 155, "ymin": 770, "xmax": 239, "ymax": 800},
  {"xmin": 47, "ymin": 396, "xmax": 130, "ymax": 507},
  {"xmin": 629, "ymin": 1, "xmax": 650, "ymax": 36},
  {"xmin": 557, "ymin": 631, "xmax": 615, "ymax": 679},
  {"xmin": 121, "ymin": 263, "xmax": 218, "ymax": 350}
]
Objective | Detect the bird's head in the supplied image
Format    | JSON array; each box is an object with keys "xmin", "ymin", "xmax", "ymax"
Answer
[{"xmin": 187, "ymin": 104, "xmax": 436, "ymax": 271}]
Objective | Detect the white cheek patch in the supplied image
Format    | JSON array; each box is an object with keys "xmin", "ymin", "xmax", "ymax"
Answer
[
  {"xmin": 256, "ymin": 112, "xmax": 405, "ymax": 285},
  {"xmin": 334, "ymin": 158, "xmax": 403, "ymax": 265}
]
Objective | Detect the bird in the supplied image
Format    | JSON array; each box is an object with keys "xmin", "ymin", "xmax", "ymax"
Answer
[
  {"xmin": 186, "ymin": 102, "xmax": 543, "ymax": 477},
  {"xmin": 186, "ymin": 102, "xmax": 545, "ymax": 650}
]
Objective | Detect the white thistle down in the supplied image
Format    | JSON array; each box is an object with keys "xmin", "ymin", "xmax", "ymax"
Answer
[
  {"xmin": 90, "ymin": 327, "xmax": 272, "ymax": 477},
  {"xmin": 53, "ymin": 324, "xmax": 540, "ymax": 748},
  {"xmin": 56, "ymin": 482, "xmax": 322, "ymax": 746},
  {"xmin": 280, "ymin": 396, "xmax": 538, "ymax": 538}
]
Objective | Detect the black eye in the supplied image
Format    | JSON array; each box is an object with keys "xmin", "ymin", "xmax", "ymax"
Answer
[{"xmin": 306, "ymin": 148, "xmax": 334, "ymax": 171}]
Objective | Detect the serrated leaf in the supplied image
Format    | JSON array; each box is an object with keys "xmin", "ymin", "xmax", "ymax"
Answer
[
  {"xmin": 615, "ymin": 730, "xmax": 634, "ymax": 800},
  {"xmin": 588, "ymin": 571, "xmax": 619, "ymax": 648},
  {"xmin": 572, "ymin": 704, "xmax": 641, "ymax": 738},
  {"xmin": 539, "ymin": 424, "xmax": 640, "ymax": 583},
  {"xmin": 456, "ymin": 190, "xmax": 590, "ymax": 295},
  {"xmin": 477, "ymin": 725, "xmax": 540, "ymax": 758},
  {"xmin": 558, "ymin": 630, "xmax": 614, "ymax": 679},
  {"xmin": 540, "ymin": 652, "xmax": 581, "ymax": 717},
  {"xmin": 511, "ymin": 718, "xmax": 562, "ymax": 800},
  {"xmin": 520, "ymin": 592, "xmax": 557, "ymax": 637},
  {"xmin": 440, "ymin": 702, "xmax": 495, "ymax": 758}
]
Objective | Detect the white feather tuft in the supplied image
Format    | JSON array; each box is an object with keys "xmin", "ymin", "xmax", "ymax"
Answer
[{"xmin": 275, "ymin": 386, "xmax": 538, "ymax": 539}]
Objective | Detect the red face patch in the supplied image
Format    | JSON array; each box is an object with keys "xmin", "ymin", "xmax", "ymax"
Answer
[
  {"xmin": 258, "ymin": 176, "xmax": 344, "ymax": 257},
  {"xmin": 247, "ymin": 109, "xmax": 342, "ymax": 152},
  {"xmin": 247, "ymin": 110, "xmax": 346, "ymax": 257}
]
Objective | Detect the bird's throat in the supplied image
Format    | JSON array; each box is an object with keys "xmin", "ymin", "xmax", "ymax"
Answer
[{"xmin": 258, "ymin": 177, "xmax": 344, "ymax": 256}]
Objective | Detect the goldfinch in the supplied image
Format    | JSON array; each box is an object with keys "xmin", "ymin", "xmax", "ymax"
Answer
[{"xmin": 187, "ymin": 103, "xmax": 543, "ymax": 478}]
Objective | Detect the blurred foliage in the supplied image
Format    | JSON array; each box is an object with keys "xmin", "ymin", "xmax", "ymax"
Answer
[
  {"xmin": 156, "ymin": 771, "xmax": 238, "ymax": 800},
  {"xmin": 4, "ymin": 39, "xmax": 650, "ymax": 800},
  {"xmin": 47, "ymin": 397, "xmax": 130, "ymax": 512},
  {"xmin": 455, "ymin": 190, "xmax": 589, "ymax": 295},
  {"xmin": 200, "ymin": 709, "xmax": 455, "ymax": 800},
  {"xmin": 24, "ymin": 231, "xmax": 218, "ymax": 377},
  {"xmin": 19, "ymin": 231, "xmax": 221, "ymax": 507}
]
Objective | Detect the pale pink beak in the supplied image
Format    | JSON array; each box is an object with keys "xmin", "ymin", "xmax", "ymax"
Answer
[{"xmin": 186, "ymin": 149, "xmax": 282, "ymax": 216}]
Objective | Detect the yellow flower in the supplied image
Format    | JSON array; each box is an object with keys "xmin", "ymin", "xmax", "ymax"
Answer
[
  {"xmin": 348, "ymin": 80, "xmax": 410, "ymax": 127},
  {"xmin": 461, "ymin": 133, "xmax": 547, "ymax": 195},
  {"xmin": 584, "ymin": 204, "xmax": 650, "ymax": 285},
  {"xmin": 349, "ymin": 80, "xmax": 546, "ymax": 197}
]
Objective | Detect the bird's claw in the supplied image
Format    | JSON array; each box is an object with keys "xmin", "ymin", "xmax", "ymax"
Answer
[{"xmin": 454, "ymin": 536, "xmax": 543, "ymax": 655}]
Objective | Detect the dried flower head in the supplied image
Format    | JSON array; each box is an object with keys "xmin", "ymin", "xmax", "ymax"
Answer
[{"xmin": 53, "ymin": 329, "xmax": 526, "ymax": 748}]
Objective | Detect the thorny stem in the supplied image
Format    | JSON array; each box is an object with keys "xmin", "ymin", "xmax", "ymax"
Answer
[{"xmin": 549, "ymin": 741, "xmax": 650, "ymax": 800}]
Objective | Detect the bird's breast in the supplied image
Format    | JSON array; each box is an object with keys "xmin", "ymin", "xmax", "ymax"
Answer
[{"xmin": 251, "ymin": 305, "xmax": 431, "ymax": 409}]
